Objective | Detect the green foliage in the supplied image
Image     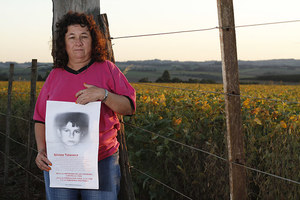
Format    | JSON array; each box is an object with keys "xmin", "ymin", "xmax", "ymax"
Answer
[
  {"xmin": 0, "ymin": 82, "xmax": 299, "ymax": 199},
  {"xmin": 138, "ymin": 77, "xmax": 151, "ymax": 83},
  {"xmin": 125, "ymin": 83, "xmax": 299, "ymax": 200},
  {"xmin": 156, "ymin": 70, "xmax": 171, "ymax": 83},
  {"xmin": 155, "ymin": 70, "xmax": 216, "ymax": 84},
  {"xmin": 0, "ymin": 73, "xmax": 8, "ymax": 81}
]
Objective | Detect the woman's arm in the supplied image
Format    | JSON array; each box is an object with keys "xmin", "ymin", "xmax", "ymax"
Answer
[
  {"xmin": 35, "ymin": 123, "xmax": 52, "ymax": 171},
  {"xmin": 75, "ymin": 83, "xmax": 134, "ymax": 115}
]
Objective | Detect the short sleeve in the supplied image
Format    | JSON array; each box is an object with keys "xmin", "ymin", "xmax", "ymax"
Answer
[{"xmin": 106, "ymin": 61, "xmax": 136, "ymax": 112}]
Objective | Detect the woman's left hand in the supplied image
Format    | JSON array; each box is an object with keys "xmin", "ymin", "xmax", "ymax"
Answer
[
  {"xmin": 76, "ymin": 83, "xmax": 134, "ymax": 115},
  {"xmin": 75, "ymin": 83, "xmax": 105, "ymax": 104}
]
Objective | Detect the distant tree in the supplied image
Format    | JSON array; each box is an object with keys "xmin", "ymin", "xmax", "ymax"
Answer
[
  {"xmin": 161, "ymin": 70, "xmax": 171, "ymax": 82},
  {"xmin": 200, "ymin": 79, "xmax": 216, "ymax": 84},
  {"xmin": 156, "ymin": 70, "xmax": 171, "ymax": 82},
  {"xmin": 155, "ymin": 77, "xmax": 164, "ymax": 83},
  {"xmin": 187, "ymin": 78, "xmax": 200, "ymax": 83},
  {"xmin": 138, "ymin": 77, "xmax": 151, "ymax": 83},
  {"xmin": 171, "ymin": 77, "xmax": 183, "ymax": 83}
]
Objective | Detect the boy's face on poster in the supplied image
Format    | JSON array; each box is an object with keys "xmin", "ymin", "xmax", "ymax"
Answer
[{"xmin": 58, "ymin": 122, "xmax": 82, "ymax": 146}]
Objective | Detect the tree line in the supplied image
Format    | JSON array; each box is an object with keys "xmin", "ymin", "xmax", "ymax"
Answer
[{"xmin": 138, "ymin": 70, "xmax": 216, "ymax": 83}]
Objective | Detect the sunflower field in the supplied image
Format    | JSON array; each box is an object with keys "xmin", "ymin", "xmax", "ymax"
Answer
[{"xmin": 0, "ymin": 81, "xmax": 299, "ymax": 200}]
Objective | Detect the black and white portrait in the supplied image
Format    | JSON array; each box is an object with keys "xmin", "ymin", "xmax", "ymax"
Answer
[{"xmin": 54, "ymin": 112, "xmax": 89, "ymax": 147}]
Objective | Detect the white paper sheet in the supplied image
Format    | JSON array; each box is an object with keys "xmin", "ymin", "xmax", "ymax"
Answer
[{"xmin": 45, "ymin": 100, "xmax": 101, "ymax": 189}]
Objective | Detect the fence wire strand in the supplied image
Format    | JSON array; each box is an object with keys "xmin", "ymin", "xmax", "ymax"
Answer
[
  {"xmin": 124, "ymin": 121, "xmax": 300, "ymax": 185},
  {"xmin": 0, "ymin": 150, "xmax": 44, "ymax": 183},
  {"xmin": 0, "ymin": 130, "xmax": 37, "ymax": 153},
  {"xmin": 124, "ymin": 121, "xmax": 227, "ymax": 161},
  {"xmin": 0, "ymin": 15, "xmax": 299, "ymax": 198},
  {"xmin": 111, "ymin": 19, "xmax": 300, "ymax": 40},
  {"xmin": 0, "ymin": 112, "xmax": 32, "ymax": 123},
  {"xmin": 131, "ymin": 166, "xmax": 194, "ymax": 200}
]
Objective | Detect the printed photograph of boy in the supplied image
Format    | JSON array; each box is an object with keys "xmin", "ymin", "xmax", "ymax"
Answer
[{"xmin": 54, "ymin": 112, "xmax": 89, "ymax": 147}]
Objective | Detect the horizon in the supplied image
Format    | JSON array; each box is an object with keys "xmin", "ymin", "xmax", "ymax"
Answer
[{"xmin": 1, "ymin": 58, "xmax": 300, "ymax": 65}]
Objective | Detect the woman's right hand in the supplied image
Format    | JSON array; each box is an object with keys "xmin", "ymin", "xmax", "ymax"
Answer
[{"xmin": 35, "ymin": 149, "xmax": 52, "ymax": 171}]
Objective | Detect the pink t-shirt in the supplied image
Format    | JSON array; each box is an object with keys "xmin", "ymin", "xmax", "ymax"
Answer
[{"xmin": 33, "ymin": 60, "xmax": 136, "ymax": 160}]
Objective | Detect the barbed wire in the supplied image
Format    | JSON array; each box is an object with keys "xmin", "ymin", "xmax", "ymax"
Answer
[
  {"xmin": 0, "ymin": 130, "xmax": 37, "ymax": 153},
  {"xmin": 131, "ymin": 166, "xmax": 193, "ymax": 200},
  {"xmin": 1, "ymin": 82, "xmax": 299, "ymax": 107},
  {"xmin": 137, "ymin": 83, "xmax": 300, "ymax": 105},
  {"xmin": 123, "ymin": 121, "xmax": 300, "ymax": 185},
  {"xmin": 0, "ymin": 150, "xmax": 44, "ymax": 183},
  {"xmin": 124, "ymin": 121, "xmax": 227, "ymax": 161},
  {"xmin": 111, "ymin": 27, "xmax": 217, "ymax": 40},
  {"xmin": 232, "ymin": 161, "xmax": 300, "ymax": 185},
  {"xmin": 0, "ymin": 112, "xmax": 32, "ymax": 123},
  {"xmin": 234, "ymin": 19, "xmax": 300, "ymax": 29},
  {"xmin": 111, "ymin": 19, "xmax": 300, "ymax": 40},
  {"xmin": 1, "ymin": 83, "xmax": 298, "ymax": 105},
  {"xmin": 0, "ymin": 16, "xmax": 298, "ymax": 197}
]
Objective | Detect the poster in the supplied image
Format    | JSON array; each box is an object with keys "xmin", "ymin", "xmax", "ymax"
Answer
[{"xmin": 45, "ymin": 100, "xmax": 101, "ymax": 189}]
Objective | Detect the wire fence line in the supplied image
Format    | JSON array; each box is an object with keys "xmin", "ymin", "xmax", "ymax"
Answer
[
  {"xmin": 0, "ymin": 150, "xmax": 44, "ymax": 183},
  {"xmin": 123, "ymin": 121, "xmax": 227, "ymax": 162},
  {"xmin": 1, "ymin": 80, "xmax": 298, "ymax": 181},
  {"xmin": 0, "ymin": 111, "xmax": 32, "ymax": 123},
  {"xmin": 0, "ymin": 114, "xmax": 298, "ymax": 200},
  {"xmin": 2, "ymin": 106, "xmax": 299, "ymax": 187},
  {"xmin": 0, "ymin": 123, "xmax": 194, "ymax": 199},
  {"xmin": 0, "ymin": 15, "xmax": 299, "ymax": 200},
  {"xmin": 0, "ymin": 130, "xmax": 194, "ymax": 200},
  {"xmin": 110, "ymin": 19, "xmax": 300, "ymax": 40},
  {"xmin": 123, "ymin": 121, "xmax": 300, "ymax": 186},
  {"xmin": 1, "ymin": 82, "xmax": 298, "ymax": 105},
  {"xmin": 131, "ymin": 166, "xmax": 194, "ymax": 200},
  {"xmin": 0, "ymin": 77, "xmax": 298, "ymax": 194},
  {"xmin": 0, "ymin": 130, "xmax": 37, "ymax": 153}
]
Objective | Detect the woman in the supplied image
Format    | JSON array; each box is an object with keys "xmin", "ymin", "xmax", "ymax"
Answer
[{"xmin": 34, "ymin": 11, "xmax": 136, "ymax": 200}]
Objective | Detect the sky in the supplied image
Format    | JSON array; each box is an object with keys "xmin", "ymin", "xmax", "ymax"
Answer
[{"xmin": 1, "ymin": 0, "xmax": 300, "ymax": 63}]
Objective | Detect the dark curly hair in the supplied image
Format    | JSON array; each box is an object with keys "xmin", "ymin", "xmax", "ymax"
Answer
[{"xmin": 52, "ymin": 11, "xmax": 107, "ymax": 68}]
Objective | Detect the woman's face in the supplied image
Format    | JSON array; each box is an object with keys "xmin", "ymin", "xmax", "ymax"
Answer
[
  {"xmin": 59, "ymin": 122, "xmax": 82, "ymax": 146},
  {"xmin": 65, "ymin": 24, "xmax": 92, "ymax": 62}
]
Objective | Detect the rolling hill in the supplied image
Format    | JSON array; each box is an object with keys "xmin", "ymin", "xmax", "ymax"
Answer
[{"xmin": 0, "ymin": 59, "xmax": 299, "ymax": 84}]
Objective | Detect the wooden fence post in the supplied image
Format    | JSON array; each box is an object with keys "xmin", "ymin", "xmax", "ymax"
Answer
[
  {"xmin": 25, "ymin": 59, "xmax": 38, "ymax": 199},
  {"xmin": 4, "ymin": 63, "xmax": 14, "ymax": 184},
  {"xmin": 52, "ymin": 0, "xmax": 100, "ymax": 58},
  {"xmin": 98, "ymin": 13, "xmax": 136, "ymax": 200},
  {"xmin": 216, "ymin": 0, "xmax": 247, "ymax": 199},
  {"xmin": 98, "ymin": 14, "xmax": 115, "ymax": 63}
]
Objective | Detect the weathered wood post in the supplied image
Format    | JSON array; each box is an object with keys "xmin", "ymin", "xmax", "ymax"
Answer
[
  {"xmin": 97, "ymin": 13, "xmax": 135, "ymax": 200},
  {"xmin": 52, "ymin": 0, "xmax": 100, "ymax": 56},
  {"xmin": 52, "ymin": 1, "xmax": 135, "ymax": 199},
  {"xmin": 25, "ymin": 59, "xmax": 38, "ymax": 199},
  {"xmin": 216, "ymin": 0, "xmax": 247, "ymax": 199},
  {"xmin": 4, "ymin": 63, "xmax": 14, "ymax": 184}
]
